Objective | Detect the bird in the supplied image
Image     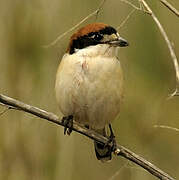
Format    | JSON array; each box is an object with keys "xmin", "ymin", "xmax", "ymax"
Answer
[{"xmin": 55, "ymin": 23, "xmax": 128, "ymax": 162}]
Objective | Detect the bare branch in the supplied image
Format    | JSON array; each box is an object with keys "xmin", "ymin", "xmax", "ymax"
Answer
[
  {"xmin": 0, "ymin": 94, "xmax": 175, "ymax": 180},
  {"xmin": 119, "ymin": 0, "xmax": 141, "ymax": 10},
  {"xmin": 139, "ymin": 0, "xmax": 179, "ymax": 97},
  {"xmin": 43, "ymin": 0, "xmax": 106, "ymax": 48},
  {"xmin": 154, "ymin": 125, "xmax": 179, "ymax": 132},
  {"xmin": 160, "ymin": 0, "xmax": 179, "ymax": 17},
  {"xmin": 119, "ymin": 0, "xmax": 151, "ymax": 14}
]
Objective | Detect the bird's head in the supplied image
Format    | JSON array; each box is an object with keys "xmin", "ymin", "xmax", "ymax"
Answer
[{"xmin": 67, "ymin": 23, "xmax": 129, "ymax": 57}]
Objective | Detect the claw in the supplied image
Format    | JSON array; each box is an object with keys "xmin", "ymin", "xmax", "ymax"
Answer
[
  {"xmin": 109, "ymin": 133, "xmax": 117, "ymax": 152},
  {"xmin": 61, "ymin": 115, "xmax": 73, "ymax": 135},
  {"xmin": 105, "ymin": 124, "xmax": 117, "ymax": 152}
]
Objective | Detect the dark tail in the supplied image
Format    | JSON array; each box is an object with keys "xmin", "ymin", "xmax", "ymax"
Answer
[
  {"xmin": 94, "ymin": 141, "xmax": 112, "ymax": 162},
  {"xmin": 94, "ymin": 128, "xmax": 112, "ymax": 162}
]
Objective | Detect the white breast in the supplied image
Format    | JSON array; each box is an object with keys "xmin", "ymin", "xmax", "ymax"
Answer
[{"xmin": 55, "ymin": 45, "xmax": 123, "ymax": 130}]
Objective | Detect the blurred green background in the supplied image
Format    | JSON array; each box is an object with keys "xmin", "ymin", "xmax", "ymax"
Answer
[{"xmin": 0, "ymin": 0, "xmax": 179, "ymax": 179}]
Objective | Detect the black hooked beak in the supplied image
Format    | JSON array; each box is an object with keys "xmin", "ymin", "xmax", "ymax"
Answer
[{"xmin": 108, "ymin": 37, "xmax": 129, "ymax": 47}]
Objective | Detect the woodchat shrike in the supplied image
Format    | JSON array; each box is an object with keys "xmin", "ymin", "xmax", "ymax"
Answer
[{"xmin": 55, "ymin": 23, "xmax": 128, "ymax": 162}]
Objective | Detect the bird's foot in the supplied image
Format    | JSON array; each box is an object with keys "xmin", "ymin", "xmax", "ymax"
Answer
[
  {"xmin": 108, "ymin": 133, "xmax": 117, "ymax": 152},
  {"xmin": 61, "ymin": 115, "xmax": 73, "ymax": 135},
  {"xmin": 84, "ymin": 124, "xmax": 89, "ymax": 129},
  {"xmin": 105, "ymin": 124, "xmax": 117, "ymax": 152}
]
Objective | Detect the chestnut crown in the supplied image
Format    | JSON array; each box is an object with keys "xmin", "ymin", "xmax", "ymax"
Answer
[{"xmin": 67, "ymin": 23, "xmax": 128, "ymax": 54}]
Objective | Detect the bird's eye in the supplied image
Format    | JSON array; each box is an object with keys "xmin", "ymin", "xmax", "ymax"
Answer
[{"xmin": 90, "ymin": 33, "xmax": 103, "ymax": 41}]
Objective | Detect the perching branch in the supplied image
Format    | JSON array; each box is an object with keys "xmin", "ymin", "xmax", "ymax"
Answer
[{"xmin": 0, "ymin": 94, "xmax": 175, "ymax": 180}]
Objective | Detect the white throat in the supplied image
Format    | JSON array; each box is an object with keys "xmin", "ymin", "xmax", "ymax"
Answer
[{"xmin": 74, "ymin": 44, "xmax": 119, "ymax": 57}]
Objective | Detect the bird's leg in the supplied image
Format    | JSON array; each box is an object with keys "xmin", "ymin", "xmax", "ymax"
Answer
[
  {"xmin": 61, "ymin": 115, "xmax": 73, "ymax": 135},
  {"xmin": 84, "ymin": 125, "xmax": 89, "ymax": 129},
  {"xmin": 108, "ymin": 124, "xmax": 117, "ymax": 152}
]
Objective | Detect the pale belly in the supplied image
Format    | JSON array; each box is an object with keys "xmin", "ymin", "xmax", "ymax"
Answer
[{"xmin": 55, "ymin": 54, "xmax": 123, "ymax": 130}]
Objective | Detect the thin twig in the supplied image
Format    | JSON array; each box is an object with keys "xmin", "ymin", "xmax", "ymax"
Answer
[
  {"xmin": 160, "ymin": 0, "xmax": 179, "ymax": 17},
  {"xmin": 117, "ymin": 9, "xmax": 136, "ymax": 30},
  {"xmin": 154, "ymin": 125, "xmax": 179, "ymax": 132},
  {"xmin": 0, "ymin": 94, "xmax": 175, "ymax": 180},
  {"xmin": 139, "ymin": 0, "xmax": 179, "ymax": 98},
  {"xmin": 119, "ymin": 0, "xmax": 151, "ymax": 14},
  {"xmin": 43, "ymin": 0, "xmax": 106, "ymax": 48},
  {"xmin": 120, "ymin": 0, "xmax": 141, "ymax": 10}
]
